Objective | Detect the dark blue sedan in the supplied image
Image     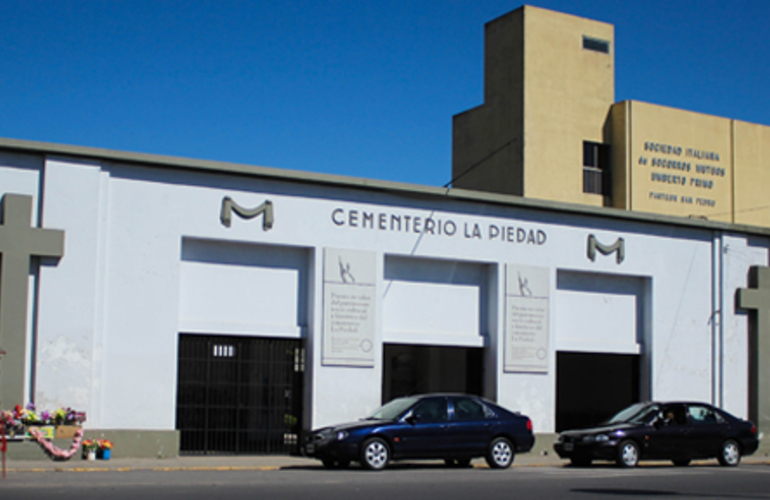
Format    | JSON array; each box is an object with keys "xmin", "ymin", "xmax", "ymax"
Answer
[
  {"xmin": 304, "ymin": 393, "xmax": 535, "ymax": 470},
  {"xmin": 554, "ymin": 401, "xmax": 759, "ymax": 467}
]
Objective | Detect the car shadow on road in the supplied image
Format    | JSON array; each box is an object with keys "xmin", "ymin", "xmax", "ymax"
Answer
[
  {"xmin": 280, "ymin": 461, "xmax": 480, "ymax": 471},
  {"xmin": 564, "ymin": 460, "xmax": 726, "ymax": 469},
  {"xmin": 571, "ymin": 488, "xmax": 767, "ymax": 499}
]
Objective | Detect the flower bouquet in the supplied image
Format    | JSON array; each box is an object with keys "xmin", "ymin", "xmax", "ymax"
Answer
[
  {"xmin": 82, "ymin": 439, "xmax": 99, "ymax": 460},
  {"xmin": 97, "ymin": 439, "xmax": 113, "ymax": 460}
]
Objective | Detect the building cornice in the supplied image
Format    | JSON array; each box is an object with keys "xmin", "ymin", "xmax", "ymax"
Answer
[{"xmin": 2, "ymin": 136, "xmax": 769, "ymax": 237}]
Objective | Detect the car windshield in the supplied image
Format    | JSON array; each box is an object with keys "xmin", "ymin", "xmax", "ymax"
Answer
[
  {"xmin": 605, "ymin": 403, "xmax": 659, "ymax": 425},
  {"xmin": 365, "ymin": 396, "xmax": 420, "ymax": 420}
]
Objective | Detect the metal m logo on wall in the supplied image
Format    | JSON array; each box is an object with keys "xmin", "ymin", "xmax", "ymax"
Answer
[
  {"xmin": 587, "ymin": 234, "xmax": 625, "ymax": 264},
  {"xmin": 0, "ymin": 194, "xmax": 64, "ymax": 407},
  {"xmin": 220, "ymin": 197, "xmax": 274, "ymax": 230}
]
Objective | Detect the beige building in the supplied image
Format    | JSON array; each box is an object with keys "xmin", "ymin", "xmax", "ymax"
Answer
[{"xmin": 453, "ymin": 5, "xmax": 770, "ymax": 227}]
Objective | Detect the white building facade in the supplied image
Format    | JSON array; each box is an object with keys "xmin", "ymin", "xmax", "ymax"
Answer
[{"xmin": 1, "ymin": 138, "xmax": 767, "ymax": 457}]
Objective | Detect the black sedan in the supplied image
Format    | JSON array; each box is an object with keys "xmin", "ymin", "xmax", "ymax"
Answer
[
  {"xmin": 305, "ymin": 393, "xmax": 534, "ymax": 470},
  {"xmin": 554, "ymin": 401, "xmax": 759, "ymax": 467}
]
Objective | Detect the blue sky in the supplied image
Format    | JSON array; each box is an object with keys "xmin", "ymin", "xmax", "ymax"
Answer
[{"xmin": 1, "ymin": 0, "xmax": 768, "ymax": 187}]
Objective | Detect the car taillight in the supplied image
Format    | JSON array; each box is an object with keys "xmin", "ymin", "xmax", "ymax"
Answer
[
  {"xmin": 751, "ymin": 425, "xmax": 757, "ymax": 435},
  {"xmin": 526, "ymin": 418, "xmax": 533, "ymax": 432}
]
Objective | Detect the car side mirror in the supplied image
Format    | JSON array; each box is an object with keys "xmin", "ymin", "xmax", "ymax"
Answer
[{"xmin": 405, "ymin": 414, "xmax": 419, "ymax": 425}]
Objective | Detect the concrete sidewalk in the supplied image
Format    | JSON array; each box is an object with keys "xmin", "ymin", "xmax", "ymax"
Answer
[{"xmin": 3, "ymin": 451, "xmax": 769, "ymax": 473}]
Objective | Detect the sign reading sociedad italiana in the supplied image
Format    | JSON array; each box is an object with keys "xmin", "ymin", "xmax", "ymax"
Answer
[{"xmin": 639, "ymin": 141, "xmax": 726, "ymax": 211}]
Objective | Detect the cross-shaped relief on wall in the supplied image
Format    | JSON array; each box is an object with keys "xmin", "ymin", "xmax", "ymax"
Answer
[
  {"xmin": 737, "ymin": 266, "xmax": 770, "ymax": 435},
  {"xmin": 0, "ymin": 194, "xmax": 64, "ymax": 408}
]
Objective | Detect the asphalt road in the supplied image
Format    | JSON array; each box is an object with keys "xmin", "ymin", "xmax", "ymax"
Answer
[{"xmin": 2, "ymin": 463, "xmax": 770, "ymax": 499}]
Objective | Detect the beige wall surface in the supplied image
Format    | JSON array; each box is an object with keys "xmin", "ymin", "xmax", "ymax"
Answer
[
  {"xmin": 610, "ymin": 101, "xmax": 631, "ymax": 209},
  {"xmin": 623, "ymin": 101, "xmax": 733, "ymax": 222},
  {"xmin": 733, "ymin": 120, "xmax": 770, "ymax": 227},
  {"xmin": 452, "ymin": 9, "xmax": 525, "ymax": 196},
  {"xmin": 522, "ymin": 6, "xmax": 614, "ymax": 206},
  {"xmin": 452, "ymin": 6, "xmax": 614, "ymax": 203}
]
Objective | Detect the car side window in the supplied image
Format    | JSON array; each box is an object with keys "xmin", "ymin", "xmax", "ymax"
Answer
[
  {"xmin": 687, "ymin": 405, "xmax": 721, "ymax": 425},
  {"xmin": 661, "ymin": 405, "xmax": 687, "ymax": 426},
  {"xmin": 453, "ymin": 397, "xmax": 486, "ymax": 421},
  {"xmin": 411, "ymin": 398, "xmax": 448, "ymax": 423}
]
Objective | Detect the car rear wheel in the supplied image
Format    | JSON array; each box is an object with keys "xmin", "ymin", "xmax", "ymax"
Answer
[
  {"xmin": 616, "ymin": 440, "xmax": 639, "ymax": 468},
  {"xmin": 717, "ymin": 439, "xmax": 741, "ymax": 467},
  {"xmin": 485, "ymin": 437, "xmax": 514, "ymax": 469},
  {"xmin": 360, "ymin": 438, "xmax": 390, "ymax": 470}
]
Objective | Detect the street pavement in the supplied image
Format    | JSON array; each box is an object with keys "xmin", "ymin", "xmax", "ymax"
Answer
[{"xmin": 3, "ymin": 450, "xmax": 770, "ymax": 474}]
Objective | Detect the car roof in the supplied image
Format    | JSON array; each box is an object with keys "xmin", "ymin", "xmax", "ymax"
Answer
[{"xmin": 644, "ymin": 401, "xmax": 717, "ymax": 407}]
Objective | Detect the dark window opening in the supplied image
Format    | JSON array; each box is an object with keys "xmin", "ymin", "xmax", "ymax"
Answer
[
  {"xmin": 556, "ymin": 351, "xmax": 640, "ymax": 432},
  {"xmin": 583, "ymin": 141, "xmax": 611, "ymax": 197},
  {"xmin": 382, "ymin": 344, "xmax": 483, "ymax": 403},
  {"xmin": 583, "ymin": 36, "xmax": 610, "ymax": 54}
]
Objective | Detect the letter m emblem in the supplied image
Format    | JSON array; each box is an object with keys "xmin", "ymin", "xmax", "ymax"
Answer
[{"xmin": 220, "ymin": 197, "xmax": 274, "ymax": 230}]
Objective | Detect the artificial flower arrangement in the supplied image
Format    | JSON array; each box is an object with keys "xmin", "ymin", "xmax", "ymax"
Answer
[
  {"xmin": 29, "ymin": 427, "xmax": 85, "ymax": 461},
  {"xmin": 6, "ymin": 403, "xmax": 87, "ymax": 427},
  {"xmin": 1, "ymin": 409, "xmax": 25, "ymax": 437},
  {"xmin": 2, "ymin": 403, "xmax": 88, "ymax": 461}
]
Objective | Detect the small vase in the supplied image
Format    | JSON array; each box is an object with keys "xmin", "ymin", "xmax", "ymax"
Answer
[
  {"xmin": 101, "ymin": 448, "xmax": 111, "ymax": 460},
  {"xmin": 87, "ymin": 450, "xmax": 96, "ymax": 461}
]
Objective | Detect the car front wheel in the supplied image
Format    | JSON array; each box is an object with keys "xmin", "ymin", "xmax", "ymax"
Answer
[
  {"xmin": 360, "ymin": 438, "xmax": 390, "ymax": 470},
  {"xmin": 485, "ymin": 437, "xmax": 514, "ymax": 469},
  {"xmin": 616, "ymin": 440, "xmax": 639, "ymax": 468},
  {"xmin": 717, "ymin": 439, "xmax": 741, "ymax": 467}
]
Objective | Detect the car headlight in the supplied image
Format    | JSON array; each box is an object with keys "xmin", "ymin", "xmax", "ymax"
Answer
[
  {"xmin": 581, "ymin": 434, "xmax": 609, "ymax": 443},
  {"xmin": 336, "ymin": 431, "xmax": 348, "ymax": 441}
]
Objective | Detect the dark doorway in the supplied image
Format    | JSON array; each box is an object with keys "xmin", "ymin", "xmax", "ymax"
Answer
[
  {"xmin": 382, "ymin": 344, "xmax": 483, "ymax": 403},
  {"xmin": 176, "ymin": 334, "xmax": 304, "ymax": 455},
  {"xmin": 556, "ymin": 351, "xmax": 640, "ymax": 432}
]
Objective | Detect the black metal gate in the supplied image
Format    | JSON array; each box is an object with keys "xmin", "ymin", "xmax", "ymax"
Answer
[{"xmin": 176, "ymin": 334, "xmax": 304, "ymax": 455}]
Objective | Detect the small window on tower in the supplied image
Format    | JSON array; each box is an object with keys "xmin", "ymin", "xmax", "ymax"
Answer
[
  {"xmin": 583, "ymin": 36, "xmax": 610, "ymax": 54},
  {"xmin": 583, "ymin": 141, "xmax": 611, "ymax": 196}
]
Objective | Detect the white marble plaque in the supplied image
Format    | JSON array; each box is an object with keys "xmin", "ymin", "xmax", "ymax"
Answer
[
  {"xmin": 322, "ymin": 248, "xmax": 376, "ymax": 367},
  {"xmin": 504, "ymin": 264, "xmax": 550, "ymax": 373}
]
